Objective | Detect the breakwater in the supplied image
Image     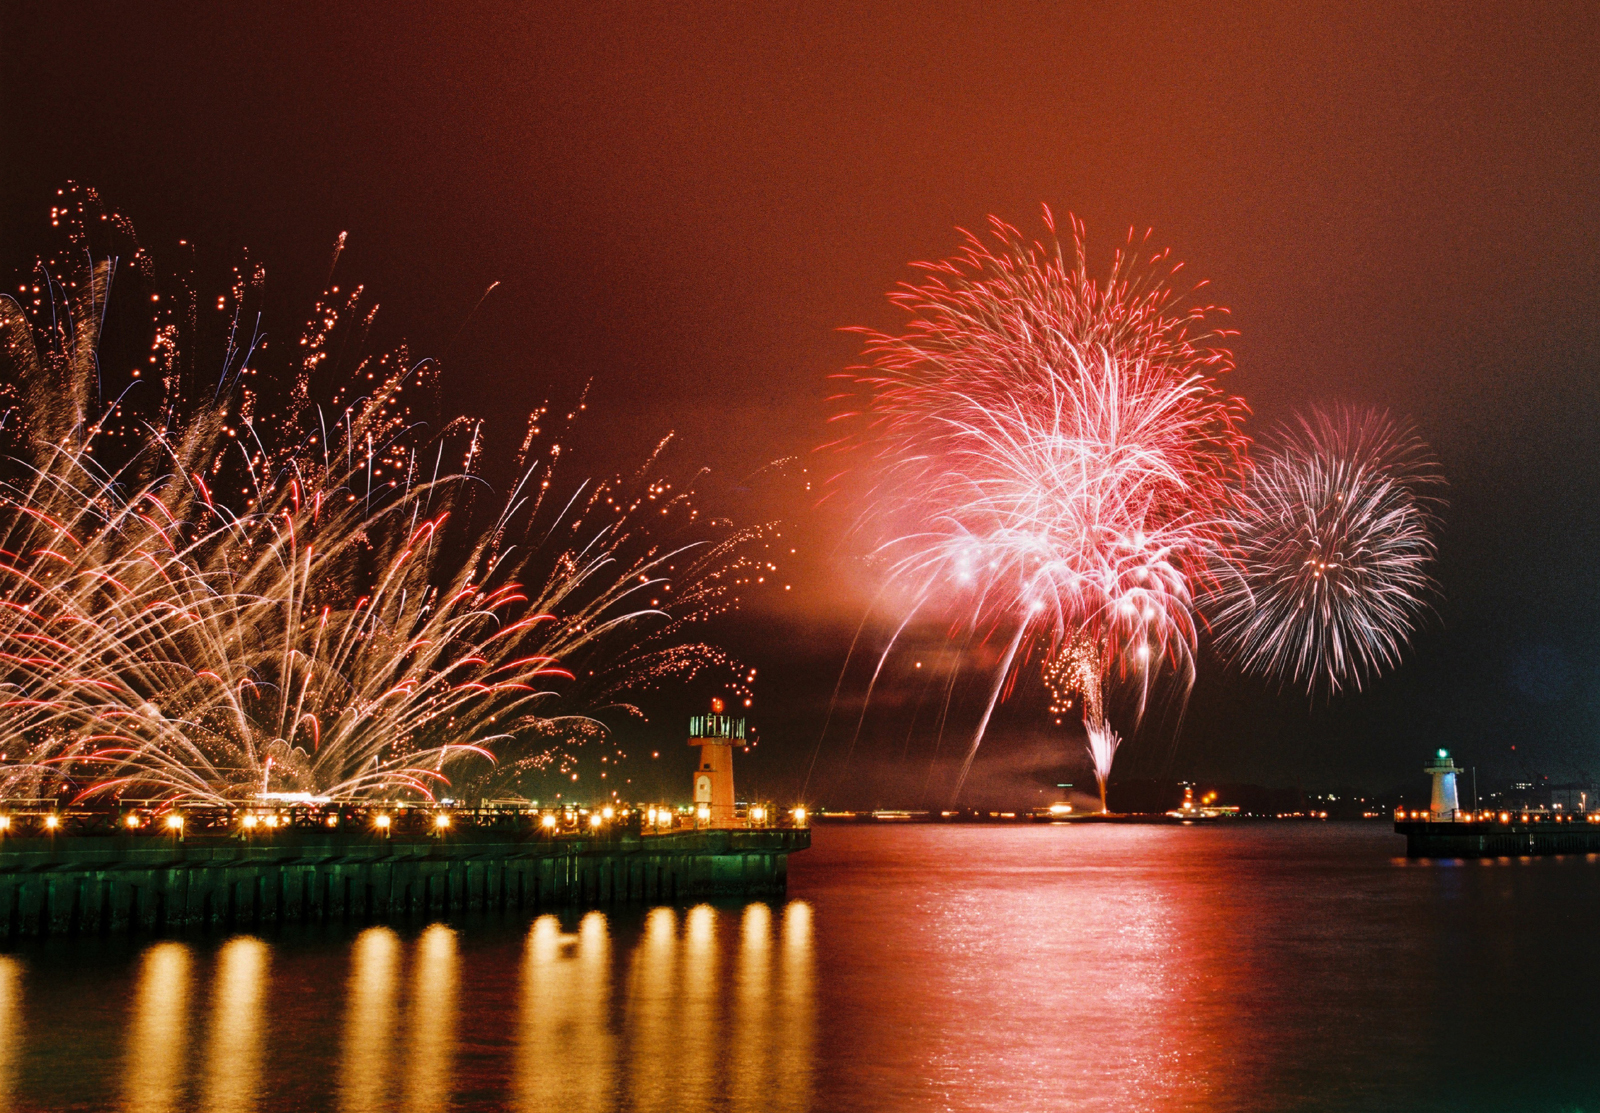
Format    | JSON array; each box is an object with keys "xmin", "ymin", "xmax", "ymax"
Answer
[
  {"xmin": 1395, "ymin": 817, "xmax": 1600, "ymax": 858},
  {"xmin": 0, "ymin": 825, "xmax": 809, "ymax": 937}
]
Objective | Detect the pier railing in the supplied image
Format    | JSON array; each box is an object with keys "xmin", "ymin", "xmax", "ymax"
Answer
[{"xmin": 0, "ymin": 800, "xmax": 810, "ymax": 841}]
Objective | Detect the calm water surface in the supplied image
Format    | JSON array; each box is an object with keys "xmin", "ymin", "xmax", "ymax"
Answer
[{"xmin": 0, "ymin": 822, "xmax": 1597, "ymax": 1111}]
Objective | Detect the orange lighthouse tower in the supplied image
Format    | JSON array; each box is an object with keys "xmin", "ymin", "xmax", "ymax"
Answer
[{"xmin": 689, "ymin": 698, "xmax": 742, "ymax": 828}]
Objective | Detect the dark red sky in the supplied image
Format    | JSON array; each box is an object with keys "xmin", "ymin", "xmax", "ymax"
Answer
[{"xmin": 5, "ymin": 1, "xmax": 1600, "ymax": 801}]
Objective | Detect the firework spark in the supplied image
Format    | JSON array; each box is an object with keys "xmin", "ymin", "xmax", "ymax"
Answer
[
  {"xmin": 1209, "ymin": 405, "xmax": 1443, "ymax": 696},
  {"xmin": 0, "ymin": 200, "xmax": 762, "ymax": 807},
  {"xmin": 832, "ymin": 210, "xmax": 1247, "ymax": 802}
]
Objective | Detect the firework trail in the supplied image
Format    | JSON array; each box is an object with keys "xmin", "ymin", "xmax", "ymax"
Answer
[
  {"xmin": 1209, "ymin": 405, "xmax": 1443, "ymax": 697},
  {"xmin": 831, "ymin": 209, "xmax": 1247, "ymax": 804},
  {"xmin": 0, "ymin": 194, "xmax": 762, "ymax": 807},
  {"xmin": 1083, "ymin": 721, "xmax": 1121, "ymax": 814}
]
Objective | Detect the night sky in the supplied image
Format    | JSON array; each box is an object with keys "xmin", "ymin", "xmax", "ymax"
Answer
[{"xmin": 5, "ymin": 2, "xmax": 1600, "ymax": 806}]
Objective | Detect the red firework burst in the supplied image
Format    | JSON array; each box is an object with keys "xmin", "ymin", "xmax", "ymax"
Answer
[{"xmin": 831, "ymin": 209, "xmax": 1248, "ymax": 802}]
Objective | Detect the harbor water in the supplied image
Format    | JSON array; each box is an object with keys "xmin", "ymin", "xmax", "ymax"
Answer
[{"xmin": 1, "ymin": 822, "xmax": 1598, "ymax": 1111}]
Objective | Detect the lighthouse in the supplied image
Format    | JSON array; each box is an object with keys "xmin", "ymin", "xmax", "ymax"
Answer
[
  {"xmin": 689, "ymin": 698, "xmax": 742, "ymax": 828},
  {"xmin": 1425, "ymin": 748, "xmax": 1462, "ymax": 820}
]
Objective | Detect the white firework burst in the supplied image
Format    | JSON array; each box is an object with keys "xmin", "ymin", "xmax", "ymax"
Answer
[{"xmin": 1210, "ymin": 405, "xmax": 1444, "ymax": 696}]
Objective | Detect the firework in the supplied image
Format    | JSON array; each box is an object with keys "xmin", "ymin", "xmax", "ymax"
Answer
[
  {"xmin": 1083, "ymin": 721, "xmax": 1121, "ymax": 814},
  {"xmin": 1209, "ymin": 405, "xmax": 1443, "ymax": 696},
  {"xmin": 833, "ymin": 210, "xmax": 1247, "ymax": 802},
  {"xmin": 0, "ymin": 201, "xmax": 762, "ymax": 807},
  {"xmin": 1043, "ymin": 632, "xmax": 1102, "ymax": 726},
  {"xmin": 1043, "ymin": 633, "xmax": 1122, "ymax": 812}
]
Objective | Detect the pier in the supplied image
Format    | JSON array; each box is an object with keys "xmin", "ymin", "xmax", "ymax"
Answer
[
  {"xmin": 0, "ymin": 818, "xmax": 809, "ymax": 937},
  {"xmin": 1395, "ymin": 816, "xmax": 1600, "ymax": 858}
]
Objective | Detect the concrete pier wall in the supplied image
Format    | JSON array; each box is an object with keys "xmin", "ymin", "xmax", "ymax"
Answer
[
  {"xmin": 1396, "ymin": 819, "xmax": 1600, "ymax": 858},
  {"xmin": 0, "ymin": 827, "xmax": 808, "ymax": 937}
]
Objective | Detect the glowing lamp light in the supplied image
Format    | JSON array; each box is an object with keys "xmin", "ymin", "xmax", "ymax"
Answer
[
  {"xmin": 601, "ymin": 806, "xmax": 614, "ymax": 820},
  {"xmin": 589, "ymin": 813, "xmax": 603, "ymax": 828},
  {"xmin": 264, "ymin": 815, "xmax": 279, "ymax": 828},
  {"xmin": 1048, "ymin": 803, "xmax": 1072, "ymax": 816},
  {"xmin": 540, "ymin": 814, "xmax": 557, "ymax": 829},
  {"xmin": 126, "ymin": 814, "xmax": 142, "ymax": 829},
  {"xmin": 792, "ymin": 807, "xmax": 807, "ymax": 825},
  {"xmin": 374, "ymin": 814, "xmax": 391, "ymax": 830},
  {"xmin": 241, "ymin": 814, "xmax": 258, "ymax": 829},
  {"xmin": 751, "ymin": 805, "xmax": 766, "ymax": 822},
  {"xmin": 44, "ymin": 815, "xmax": 60, "ymax": 830},
  {"xmin": 697, "ymin": 805, "xmax": 710, "ymax": 821},
  {"xmin": 647, "ymin": 808, "xmax": 658, "ymax": 824},
  {"xmin": 165, "ymin": 815, "xmax": 183, "ymax": 831},
  {"xmin": 326, "ymin": 815, "xmax": 339, "ymax": 827},
  {"xmin": 0, "ymin": 816, "xmax": 10, "ymax": 831}
]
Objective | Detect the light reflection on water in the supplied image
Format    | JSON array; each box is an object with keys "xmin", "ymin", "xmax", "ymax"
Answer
[
  {"xmin": 203, "ymin": 936, "xmax": 269, "ymax": 1113},
  {"xmin": 404, "ymin": 923, "xmax": 458, "ymax": 1112},
  {"xmin": 519, "ymin": 913, "xmax": 614, "ymax": 1111},
  {"xmin": 678, "ymin": 905, "xmax": 718, "ymax": 1110},
  {"xmin": 122, "ymin": 941, "xmax": 189, "ymax": 1113},
  {"xmin": 0, "ymin": 899, "xmax": 813, "ymax": 1111},
  {"xmin": 776, "ymin": 901, "xmax": 813, "ymax": 1113},
  {"xmin": 339, "ymin": 926, "xmax": 399, "ymax": 1113},
  {"xmin": 7, "ymin": 824, "xmax": 1592, "ymax": 1110},
  {"xmin": 625, "ymin": 906, "xmax": 679, "ymax": 1113},
  {"xmin": 0, "ymin": 957, "xmax": 20, "ymax": 1113},
  {"xmin": 729, "ymin": 902, "xmax": 770, "ymax": 1112}
]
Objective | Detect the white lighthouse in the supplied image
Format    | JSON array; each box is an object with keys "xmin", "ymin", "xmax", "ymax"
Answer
[{"xmin": 1425, "ymin": 749, "xmax": 1462, "ymax": 821}]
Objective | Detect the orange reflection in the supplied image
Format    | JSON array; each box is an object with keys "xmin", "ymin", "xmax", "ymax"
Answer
[
  {"xmin": 123, "ymin": 941, "xmax": 192, "ymax": 1113},
  {"xmin": 516, "ymin": 912, "xmax": 615, "ymax": 1111},
  {"xmin": 624, "ymin": 907, "xmax": 678, "ymax": 1113},
  {"xmin": 728, "ymin": 902, "xmax": 772, "ymax": 1112},
  {"xmin": 339, "ymin": 927, "xmax": 400, "ymax": 1113},
  {"xmin": 202, "ymin": 936, "xmax": 270, "ymax": 1113},
  {"xmin": 0, "ymin": 956, "xmax": 21, "ymax": 1112},
  {"xmin": 677, "ymin": 905, "xmax": 718, "ymax": 1109},
  {"xmin": 773, "ymin": 901, "xmax": 814, "ymax": 1113},
  {"xmin": 403, "ymin": 924, "xmax": 457, "ymax": 1112}
]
